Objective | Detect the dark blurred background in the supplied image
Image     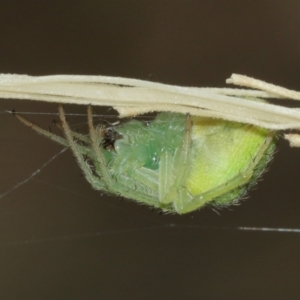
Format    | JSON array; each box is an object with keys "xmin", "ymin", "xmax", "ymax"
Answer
[{"xmin": 0, "ymin": 1, "xmax": 300, "ymax": 299}]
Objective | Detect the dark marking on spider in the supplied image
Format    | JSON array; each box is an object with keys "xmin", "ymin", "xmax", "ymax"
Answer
[{"xmin": 101, "ymin": 126, "xmax": 123, "ymax": 151}]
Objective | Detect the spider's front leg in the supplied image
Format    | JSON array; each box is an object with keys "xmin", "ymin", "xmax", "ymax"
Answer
[
  {"xmin": 14, "ymin": 111, "xmax": 69, "ymax": 148},
  {"xmin": 87, "ymin": 105, "xmax": 113, "ymax": 188},
  {"xmin": 58, "ymin": 105, "xmax": 107, "ymax": 191}
]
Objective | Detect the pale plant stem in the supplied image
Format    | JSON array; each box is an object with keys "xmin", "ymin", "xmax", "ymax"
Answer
[
  {"xmin": 227, "ymin": 74, "xmax": 300, "ymax": 101},
  {"xmin": 1, "ymin": 73, "xmax": 300, "ymax": 146}
]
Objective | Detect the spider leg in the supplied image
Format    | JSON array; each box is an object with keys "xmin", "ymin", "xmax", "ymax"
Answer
[
  {"xmin": 15, "ymin": 111, "xmax": 92, "ymax": 157},
  {"xmin": 54, "ymin": 121, "xmax": 91, "ymax": 144},
  {"xmin": 87, "ymin": 105, "xmax": 114, "ymax": 188},
  {"xmin": 159, "ymin": 151, "xmax": 173, "ymax": 202},
  {"xmin": 159, "ymin": 114, "xmax": 193, "ymax": 212},
  {"xmin": 58, "ymin": 105, "xmax": 106, "ymax": 191},
  {"xmin": 14, "ymin": 112, "xmax": 69, "ymax": 148}
]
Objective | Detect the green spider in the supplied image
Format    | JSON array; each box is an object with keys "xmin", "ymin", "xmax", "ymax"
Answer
[{"xmin": 15, "ymin": 104, "xmax": 276, "ymax": 214}]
